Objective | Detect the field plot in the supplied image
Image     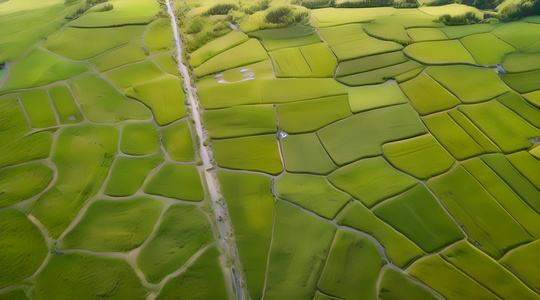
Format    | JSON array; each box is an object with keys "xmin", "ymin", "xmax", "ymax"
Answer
[
  {"xmin": 460, "ymin": 33, "xmax": 515, "ymax": 66},
  {"xmin": 404, "ymin": 40, "xmax": 475, "ymax": 65}
]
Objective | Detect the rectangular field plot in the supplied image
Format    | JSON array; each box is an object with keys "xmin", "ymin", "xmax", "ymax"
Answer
[
  {"xmin": 190, "ymin": 31, "xmax": 249, "ymax": 68},
  {"xmin": 212, "ymin": 134, "xmax": 283, "ymax": 175},
  {"xmin": 318, "ymin": 104, "xmax": 426, "ymax": 165},
  {"xmin": 276, "ymin": 95, "xmax": 352, "ymax": 134},
  {"xmin": 348, "ymin": 81, "xmax": 408, "ymax": 113},
  {"xmin": 260, "ymin": 78, "xmax": 347, "ymax": 104},
  {"xmin": 507, "ymin": 151, "xmax": 540, "ymax": 190},
  {"xmin": 249, "ymin": 25, "xmax": 321, "ymax": 51},
  {"xmin": 319, "ymin": 24, "xmax": 403, "ymax": 61},
  {"xmin": 337, "ymin": 201, "xmax": 424, "ymax": 268},
  {"xmin": 426, "ymin": 66, "xmax": 510, "ymax": 103},
  {"xmin": 311, "ymin": 7, "xmax": 396, "ymax": 27},
  {"xmin": 67, "ymin": 0, "xmax": 159, "ymax": 28},
  {"xmin": 268, "ymin": 43, "xmax": 337, "ymax": 78},
  {"xmin": 497, "ymin": 92, "xmax": 540, "ymax": 127},
  {"xmin": 500, "ymin": 240, "xmax": 540, "ymax": 291},
  {"xmin": 458, "ymin": 100, "xmax": 540, "ymax": 153},
  {"xmin": 193, "ymin": 39, "xmax": 268, "ymax": 78},
  {"xmin": 481, "ymin": 154, "xmax": 540, "ymax": 214},
  {"xmin": 275, "ymin": 173, "xmax": 350, "ymax": 220},
  {"xmin": 282, "ymin": 133, "xmax": 337, "ymax": 175},
  {"xmin": 440, "ymin": 241, "xmax": 539, "ymax": 299},
  {"xmin": 202, "ymin": 105, "xmax": 277, "ymax": 139},
  {"xmin": 20, "ymin": 89, "xmax": 57, "ymax": 128},
  {"xmin": 373, "ymin": 184, "xmax": 463, "ymax": 253},
  {"xmin": 318, "ymin": 229, "xmax": 383, "ymax": 300},
  {"xmin": 49, "ymin": 85, "xmax": 83, "ymax": 124},
  {"xmin": 264, "ymin": 202, "xmax": 336, "ymax": 299},
  {"xmin": 379, "ymin": 267, "xmax": 439, "ymax": 300},
  {"xmin": 408, "ymin": 255, "xmax": 499, "ymax": 300},
  {"xmin": 160, "ymin": 120, "xmax": 195, "ymax": 162},
  {"xmin": 104, "ymin": 60, "xmax": 167, "ymax": 90},
  {"xmin": 447, "ymin": 109, "xmax": 501, "ymax": 153},
  {"xmin": 336, "ymin": 51, "xmax": 408, "ymax": 77},
  {"xmin": 217, "ymin": 171, "xmax": 274, "ymax": 299},
  {"xmin": 119, "ymin": 122, "xmax": 160, "ymax": 155},
  {"xmin": 427, "ymin": 164, "xmax": 532, "ymax": 258},
  {"xmin": 382, "ymin": 134, "xmax": 454, "ymax": 180},
  {"xmin": 460, "ymin": 158, "xmax": 540, "ymax": 238},
  {"xmin": 337, "ymin": 60, "xmax": 423, "ymax": 86},
  {"xmin": 403, "ymin": 40, "xmax": 475, "ymax": 65},
  {"xmin": 328, "ymin": 156, "xmax": 417, "ymax": 208},
  {"xmin": 91, "ymin": 40, "xmax": 148, "ymax": 72},
  {"xmin": 400, "ymin": 72, "xmax": 460, "ymax": 115},
  {"xmin": 460, "ymin": 33, "xmax": 514, "ymax": 66},
  {"xmin": 143, "ymin": 163, "xmax": 204, "ymax": 202},
  {"xmin": 406, "ymin": 28, "xmax": 448, "ymax": 42}
]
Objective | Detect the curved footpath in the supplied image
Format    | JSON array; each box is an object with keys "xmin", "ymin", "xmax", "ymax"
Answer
[{"xmin": 164, "ymin": 1, "xmax": 247, "ymax": 299}]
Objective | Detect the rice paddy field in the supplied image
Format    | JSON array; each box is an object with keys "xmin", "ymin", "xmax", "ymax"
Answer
[{"xmin": 0, "ymin": 0, "xmax": 539, "ymax": 299}]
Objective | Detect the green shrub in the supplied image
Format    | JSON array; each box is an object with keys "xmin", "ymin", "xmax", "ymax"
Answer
[
  {"xmin": 499, "ymin": 0, "xmax": 540, "ymax": 20},
  {"xmin": 97, "ymin": 3, "xmax": 113, "ymax": 11},
  {"xmin": 185, "ymin": 17, "xmax": 211, "ymax": 34},
  {"xmin": 186, "ymin": 22, "xmax": 231, "ymax": 52},
  {"xmin": 336, "ymin": 0, "xmax": 393, "ymax": 8},
  {"xmin": 461, "ymin": 0, "xmax": 504, "ymax": 9},
  {"xmin": 205, "ymin": 3, "xmax": 238, "ymax": 15},
  {"xmin": 266, "ymin": 6, "xmax": 295, "ymax": 24},
  {"xmin": 424, "ymin": 0, "xmax": 455, "ymax": 6},
  {"xmin": 297, "ymin": 0, "xmax": 335, "ymax": 9},
  {"xmin": 242, "ymin": 0, "xmax": 270, "ymax": 14},
  {"xmin": 437, "ymin": 11, "xmax": 482, "ymax": 25}
]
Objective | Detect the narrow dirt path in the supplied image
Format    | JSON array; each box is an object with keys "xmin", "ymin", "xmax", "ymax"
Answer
[{"xmin": 164, "ymin": 1, "xmax": 247, "ymax": 299}]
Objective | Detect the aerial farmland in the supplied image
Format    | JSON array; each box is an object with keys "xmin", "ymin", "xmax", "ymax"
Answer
[{"xmin": 0, "ymin": 0, "xmax": 539, "ymax": 299}]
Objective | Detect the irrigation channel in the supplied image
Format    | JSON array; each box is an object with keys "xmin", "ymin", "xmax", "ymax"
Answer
[{"xmin": 165, "ymin": 1, "xmax": 247, "ymax": 299}]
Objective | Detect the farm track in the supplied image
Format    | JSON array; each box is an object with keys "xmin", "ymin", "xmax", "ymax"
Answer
[{"xmin": 165, "ymin": 1, "xmax": 247, "ymax": 299}]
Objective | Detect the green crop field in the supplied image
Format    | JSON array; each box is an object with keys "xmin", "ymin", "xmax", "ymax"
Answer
[{"xmin": 1, "ymin": 0, "xmax": 540, "ymax": 299}]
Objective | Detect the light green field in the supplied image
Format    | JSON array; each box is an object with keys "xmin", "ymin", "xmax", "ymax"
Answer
[
  {"xmin": 491, "ymin": 22, "xmax": 540, "ymax": 49},
  {"xmin": 328, "ymin": 156, "xmax": 417, "ymax": 207},
  {"xmin": 91, "ymin": 40, "xmax": 148, "ymax": 72},
  {"xmin": 498, "ymin": 92, "xmax": 540, "ymax": 127},
  {"xmin": 503, "ymin": 69, "xmax": 540, "ymax": 93},
  {"xmin": 0, "ymin": 163, "xmax": 53, "ymax": 208},
  {"xmin": 422, "ymin": 112, "xmax": 485, "ymax": 160},
  {"xmin": 70, "ymin": 74, "xmax": 151, "ymax": 123},
  {"xmin": 194, "ymin": 39, "xmax": 268, "ymax": 78},
  {"xmin": 275, "ymin": 173, "xmax": 350, "ymax": 220},
  {"xmin": 363, "ymin": 22, "xmax": 412, "ymax": 45},
  {"xmin": 336, "ymin": 51, "xmax": 408, "ymax": 77},
  {"xmin": 373, "ymin": 184, "xmax": 464, "ymax": 252},
  {"xmin": 34, "ymin": 252, "xmax": 148, "ymax": 299},
  {"xmin": 428, "ymin": 164, "xmax": 532, "ymax": 258},
  {"xmin": 160, "ymin": 120, "xmax": 195, "ymax": 162},
  {"xmin": 264, "ymin": 201, "xmax": 336, "ymax": 299},
  {"xmin": 276, "ymin": 95, "xmax": 351, "ymax": 133},
  {"xmin": 481, "ymin": 154, "xmax": 540, "ymax": 214},
  {"xmin": 137, "ymin": 204, "xmax": 214, "ymax": 283},
  {"xmin": 217, "ymin": 171, "xmax": 274, "ymax": 299},
  {"xmin": 104, "ymin": 153, "xmax": 164, "ymax": 197},
  {"xmin": 461, "ymin": 33, "xmax": 515, "ymax": 66},
  {"xmin": 507, "ymin": 151, "xmax": 540, "ymax": 190},
  {"xmin": 260, "ymin": 78, "xmax": 347, "ymax": 104},
  {"xmin": 500, "ymin": 240, "xmax": 540, "ymax": 291},
  {"xmin": 213, "ymin": 134, "xmax": 282, "ymax": 175},
  {"xmin": 501, "ymin": 40, "xmax": 540, "ymax": 72},
  {"xmin": 20, "ymin": 89, "xmax": 57, "ymax": 128},
  {"xmin": 1, "ymin": 48, "xmax": 89, "ymax": 92},
  {"xmin": 458, "ymin": 100, "xmax": 540, "ymax": 152},
  {"xmin": 0, "ymin": 209, "xmax": 47, "ymax": 289},
  {"xmin": 105, "ymin": 60, "xmax": 166, "ymax": 90},
  {"xmin": 378, "ymin": 267, "xmax": 439, "ymax": 300},
  {"xmin": 318, "ymin": 104, "xmax": 426, "ymax": 165},
  {"xmin": 282, "ymin": 133, "xmax": 336, "ymax": 175},
  {"xmin": 348, "ymin": 82, "xmax": 408, "ymax": 113},
  {"xmin": 144, "ymin": 163, "xmax": 204, "ymax": 202},
  {"xmin": 49, "ymin": 85, "xmax": 83, "ymax": 124},
  {"xmin": 269, "ymin": 47, "xmax": 311, "ymax": 78},
  {"xmin": 249, "ymin": 25, "xmax": 321, "ymax": 51},
  {"xmin": 400, "ymin": 72, "xmax": 461, "ymax": 115},
  {"xmin": 404, "ymin": 40, "xmax": 475, "ymax": 65},
  {"xmin": 68, "ymin": 0, "xmax": 159, "ymax": 27},
  {"xmin": 190, "ymin": 31, "xmax": 249, "ymax": 68},
  {"xmin": 125, "ymin": 75, "xmax": 186, "ymax": 126},
  {"xmin": 336, "ymin": 201, "xmax": 424, "ymax": 268},
  {"xmin": 311, "ymin": 7, "xmax": 396, "ymax": 27},
  {"xmin": 156, "ymin": 246, "xmax": 228, "ymax": 299},
  {"xmin": 0, "ymin": 131, "xmax": 52, "ymax": 169},
  {"xmin": 318, "ymin": 229, "xmax": 383, "ymax": 300},
  {"xmin": 408, "ymin": 255, "xmax": 498, "ymax": 300},
  {"xmin": 120, "ymin": 122, "xmax": 160, "ymax": 155},
  {"xmin": 441, "ymin": 241, "xmax": 539, "ymax": 299},
  {"xmin": 45, "ymin": 26, "xmax": 146, "ymax": 60},
  {"xmin": 447, "ymin": 109, "xmax": 501, "ymax": 153},
  {"xmin": 383, "ymin": 134, "xmax": 454, "ymax": 179},
  {"xmin": 202, "ymin": 105, "xmax": 277, "ymax": 139},
  {"xmin": 426, "ymin": 66, "xmax": 510, "ymax": 103},
  {"xmin": 144, "ymin": 18, "xmax": 174, "ymax": 55},
  {"xmin": 32, "ymin": 125, "xmax": 118, "ymax": 238},
  {"xmin": 441, "ymin": 23, "xmax": 501, "ymax": 39},
  {"xmin": 523, "ymin": 90, "xmax": 540, "ymax": 107},
  {"xmin": 61, "ymin": 197, "xmax": 163, "ymax": 252},
  {"xmin": 406, "ymin": 28, "xmax": 448, "ymax": 42},
  {"xmin": 337, "ymin": 60, "xmax": 423, "ymax": 86}
]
